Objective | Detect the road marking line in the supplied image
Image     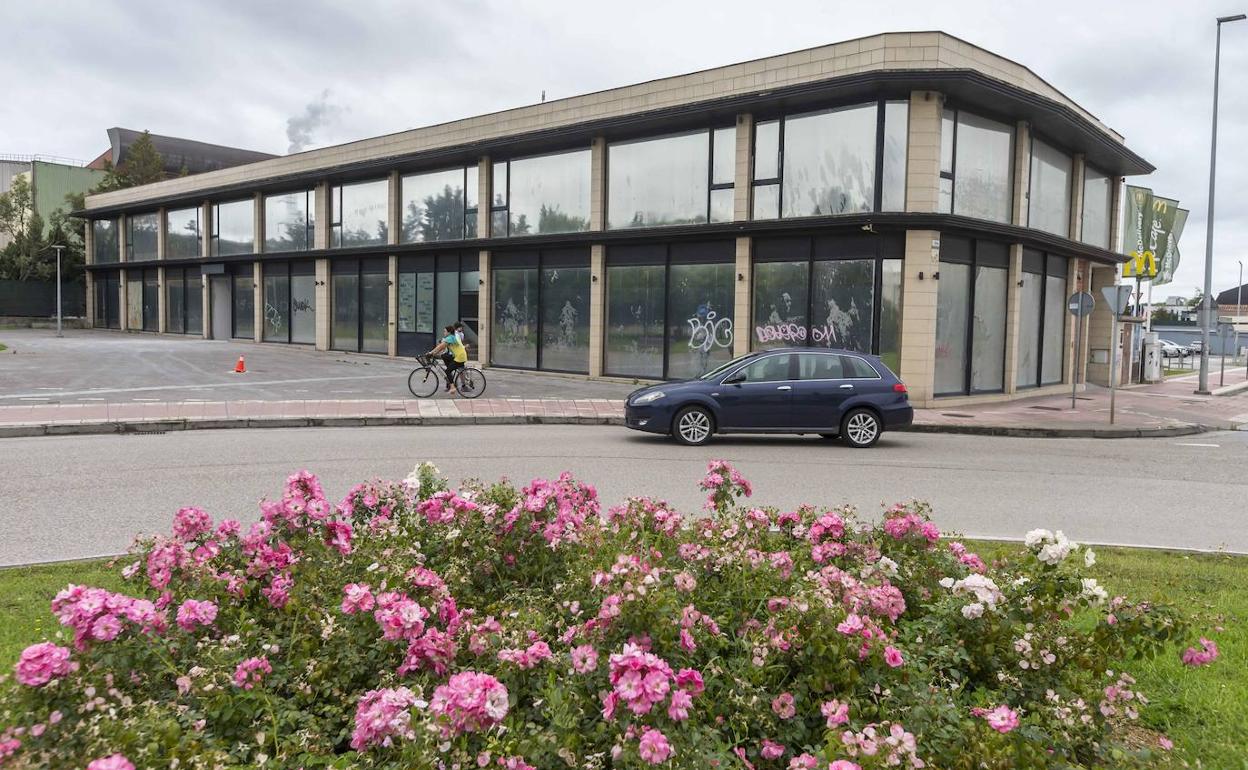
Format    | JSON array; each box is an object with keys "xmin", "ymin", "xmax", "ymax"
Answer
[
  {"xmin": 1174, "ymin": 442, "xmax": 1220, "ymax": 447},
  {"xmin": 131, "ymin": 398, "xmax": 160, "ymax": 402},
  {"xmin": 0, "ymin": 374, "xmax": 398, "ymax": 401}
]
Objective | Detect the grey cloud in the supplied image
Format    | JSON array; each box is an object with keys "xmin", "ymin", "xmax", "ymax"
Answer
[{"xmin": 286, "ymin": 90, "xmax": 345, "ymax": 154}]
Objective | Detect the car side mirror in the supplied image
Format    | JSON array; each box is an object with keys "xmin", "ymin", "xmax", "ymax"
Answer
[{"xmin": 722, "ymin": 372, "xmax": 746, "ymax": 385}]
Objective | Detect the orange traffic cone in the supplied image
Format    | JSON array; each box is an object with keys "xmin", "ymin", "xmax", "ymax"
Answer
[{"xmin": 234, "ymin": 356, "xmax": 246, "ymax": 373}]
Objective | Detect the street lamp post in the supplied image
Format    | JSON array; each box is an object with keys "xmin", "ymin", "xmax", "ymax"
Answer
[
  {"xmin": 1197, "ymin": 13, "xmax": 1247, "ymax": 394},
  {"xmin": 50, "ymin": 244, "xmax": 65, "ymax": 338},
  {"xmin": 1236, "ymin": 260, "xmax": 1243, "ymax": 366}
]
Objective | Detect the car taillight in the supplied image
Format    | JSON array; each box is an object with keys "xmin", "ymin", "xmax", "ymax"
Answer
[{"xmin": 893, "ymin": 382, "xmax": 908, "ymax": 393}]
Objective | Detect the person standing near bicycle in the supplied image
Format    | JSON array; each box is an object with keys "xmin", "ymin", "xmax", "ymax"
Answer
[{"xmin": 428, "ymin": 325, "xmax": 468, "ymax": 394}]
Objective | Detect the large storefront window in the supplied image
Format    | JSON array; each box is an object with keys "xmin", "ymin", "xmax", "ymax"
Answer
[
  {"xmin": 491, "ymin": 249, "xmax": 589, "ymax": 372},
  {"xmin": 397, "ymin": 253, "xmax": 479, "ymax": 356},
  {"xmin": 262, "ymin": 261, "xmax": 315, "ymax": 343},
  {"xmin": 213, "ymin": 199, "xmax": 255, "ymax": 256},
  {"xmin": 1028, "ymin": 137, "xmax": 1072, "ymax": 237},
  {"xmin": 331, "ymin": 258, "xmax": 389, "ymax": 352},
  {"xmin": 141, "ymin": 269, "xmax": 158, "ymax": 331},
  {"xmin": 93, "ymin": 271, "xmax": 120, "ymax": 328},
  {"xmin": 332, "ymin": 180, "xmax": 389, "ymax": 248},
  {"xmin": 492, "ymin": 151, "xmax": 592, "ymax": 237},
  {"xmin": 1016, "ymin": 251, "xmax": 1069, "ymax": 388},
  {"xmin": 264, "ymin": 191, "xmax": 314, "ymax": 252},
  {"xmin": 934, "ymin": 237, "xmax": 1009, "ymax": 395},
  {"xmin": 166, "ymin": 207, "xmax": 202, "ymax": 259},
  {"xmin": 401, "ymin": 167, "xmax": 478, "ymax": 243},
  {"xmin": 126, "ymin": 213, "xmax": 159, "ymax": 261},
  {"xmin": 1042, "ymin": 256, "xmax": 1068, "ymax": 385},
  {"xmin": 751, "ymin": 234, "xmax": 904, "ymax": 371},
  {"xmin": 232, "ymin": 264, "xmax": 254, "ymax": 339},
  {"xmin": 165, "ymin": 267, "xmax": 202, "ymax": 335},
  {"xmin": 608, "ymin": 130, "xmax": 730, "ymax": 229},
  {"xmin": 604, "ymin": 242, "xmax": 736, "ymax": 380},
  {"xmin": 939, "ymin": 109, "xmax": 1014, "ymax": 224},
  {"xmin": 92, "ymin": 219, "xmax": 119, "ymax": 264},
  {"xmin": 1081, "ymin": 166, "xmax": 1112, "ymax": 249}
]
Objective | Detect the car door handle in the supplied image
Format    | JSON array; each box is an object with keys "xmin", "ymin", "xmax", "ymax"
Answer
[
  {"xmin": 776, "ymin": 385, "xmax": 792, "ymax": 391},
  {"xmin": 839, "ymin": 384, "xmax": 854, "ymax": 390}
]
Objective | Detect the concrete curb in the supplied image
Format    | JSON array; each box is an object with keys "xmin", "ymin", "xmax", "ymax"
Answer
[{"xmin": 900, "ymin": 422, "xmax": 1212, "ymax": 439}]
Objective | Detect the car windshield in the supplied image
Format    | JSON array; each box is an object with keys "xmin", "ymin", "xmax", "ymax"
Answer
[{"xmin": 697, "ymin": 353, "xmax": 759, "ymax": 381}]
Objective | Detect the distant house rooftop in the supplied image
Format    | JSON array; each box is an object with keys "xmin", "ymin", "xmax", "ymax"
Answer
[
  {"xmin": 1215, "ymin": 283, "xmax": 1248, "ymax": 305},
  {"xmin": 87, "ymin": 128, "xmax": 277, "ymax": 176}
]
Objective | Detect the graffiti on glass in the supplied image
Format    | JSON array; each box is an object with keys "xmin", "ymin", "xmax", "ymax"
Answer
[
  {"xmin": 754, "ymin": 323, "xmax": 842, "ymax": 346},
  {"xmin": 687, "ymin": 310, "xmax": 733, "ymax": 352}
]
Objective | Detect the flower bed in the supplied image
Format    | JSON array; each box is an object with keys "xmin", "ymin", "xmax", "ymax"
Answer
[{"xmin": 0, "ymin": 462, "xmax": 1218, "ymax": 769}]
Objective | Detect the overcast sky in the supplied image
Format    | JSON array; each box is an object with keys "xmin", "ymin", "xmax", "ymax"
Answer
[{"xmin": 2, "ymin": 0, "xmax": 1245, "ymax": 296}]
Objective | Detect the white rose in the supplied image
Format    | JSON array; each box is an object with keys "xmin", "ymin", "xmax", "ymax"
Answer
[
  {"xmin": 1024, "ymin": 529, "xmax": 1052, "ymax": 548},
  {"xmin": 961, "ymin": 602, "xmax": 985, "ymax": 619},
  {"xmin": 1084, "ymin": 548, "xmax": 1097, "ymax": 567},
  {"xmin": 939, "ymin": 577, "xmax": 955, "ymax": 589}
]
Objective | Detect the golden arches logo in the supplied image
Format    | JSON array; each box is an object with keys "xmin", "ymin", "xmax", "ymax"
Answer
[
  {"xmin": 1152, "ymin": 199, "xmax": 1169, "ymax": 215},
  {"xmin": 1122, "ymin": 250, "xmax": 1157, "ymax": 278}
]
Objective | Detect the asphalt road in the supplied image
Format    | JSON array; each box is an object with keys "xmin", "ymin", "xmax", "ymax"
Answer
[{"xmin": 2, "ymin": 425, "xmax": 1245, "ymax": 565}]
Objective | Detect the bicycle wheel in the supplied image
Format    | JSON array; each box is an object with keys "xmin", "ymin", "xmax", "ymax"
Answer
[
  {"xmin": 454, "ymin": 368, "xmax": 486, "ymax": 399},
  {"xmin": 407, "ymin": 366, "xmax": 439, "ymax": 398}
]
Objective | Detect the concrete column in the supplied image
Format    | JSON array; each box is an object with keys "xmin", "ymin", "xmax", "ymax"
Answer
[
  {"xmin": 1002, "ymin": 245, "xmax": 1023, "ymax": 393},
  {"xmin": 733, "ymin": 112, "xmax": 754, "ymax": 222},
  {"xmin": 588, "ymin": 244, "xmax": 606, "ymax": 375},
  {"xmin": 388, "ymin": 172, "xmax": 401, "ymax": 246},
  {"xmin": 1069, "ymin": 154, "xmax": 1086, "ymax": 243},
  {"xmin": 253, "ymin": 192, "xmax": 264, "ymax": 253},
  {"xmin": 253, "ymin": 262, "xmax": 263, "ymax": 343},
  {"xmin": 476, "ymin": 250, "xmax": 492, "ymax": 365},
  {"xmin": 732, "ymin": 237, "xmax": 752, "ymax": 356},
  {"xmin": 157, "ymin": 266, "xmax": 167, "ymax": 334},
  {"xmin": 388, "ymin": 255, "xmax": 399, "ymax": 356},
  {"xmin": 84, "ymin": 271, "xmax": 95, "ymax": 327},
  {"xmin": 156, "ymin": 208, "xmax": 167, "ymax": 260},
  {"xmin": 1064, "ymin": 257, "xmax": 1079, "ymax": 385},
  {"xmin": 1107, "ymin": 176, "xmax": 1124, "ymax": 253},
  {"xmin": 201, "ymin": 201, "xmax": 213, "ymax": 258},
  {"xmin": 899, "ymin": 230, "xmax": 941, "ymax": 405},
  {"xmin": 313, "ymin": 183, "xmax": 329, "ymax": 250},
  {"xmin": 118, "ymin": 269, "xmax": 129, "ymax": 331},
  {"xmin": 1086, "ymin": 265, "xmax": 1117, "ymax": 386},
  {"xmin": 315, "ymin": 258, "xmax": 330, "ymax": 351},
  {"xmin": 477, "ymin": 156, "xmax": 492, "ymax": 239},
  {"xmin": 905, "ymin": 91, "xmax": 943, "ymax": 213},
  {"xmin": 200, "ymin": 273, "xmax": 210, "ymax": 340},
  {"xmin": 590, "ymin": 138, "xmax": 607, "ymax": 231},
  {"xmin": 1011, "ymin": 121, "xmax": 1031, "ymax": 228}
]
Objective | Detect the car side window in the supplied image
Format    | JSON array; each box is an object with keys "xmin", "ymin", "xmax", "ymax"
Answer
[
  {"xmin": 797, "ymin": 353, "xmax": 843, "ymax": 380},
  {"xmin": 735, "ymin": 354, "xmax": 792, "ymax": 382},
  {"xmin": 840, "ymin": 355, "xmax": 880, "ymax": 379}
]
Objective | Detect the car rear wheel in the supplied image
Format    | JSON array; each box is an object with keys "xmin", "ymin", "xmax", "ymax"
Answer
[
  {"xmin": 673, "ymin": 406, "xmax": 714, "ymax": 446},
  {"xmin": 840, "ymin": 408, "xmax": 881, "ymax": 448}
]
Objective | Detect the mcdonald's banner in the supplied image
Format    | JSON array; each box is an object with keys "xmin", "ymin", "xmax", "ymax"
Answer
[
  {"xmin": 1121, "ymin": 185, "xmax": 1187, "ymax": 284},
  {"xmin": 1155, "ymin": 207, "xmax": 1189, "ymax": 286}
]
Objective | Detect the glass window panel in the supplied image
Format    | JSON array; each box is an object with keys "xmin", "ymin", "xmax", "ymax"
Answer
[
  {"xmin": 752, "ymin": 183, "xmax": 779, "ymax": 220},
  {"xmin": 360, "ymin": 269, "xmax": 389, "ymax": 353},
  {"xmin": 608, "ymin": 131, "xmax": 709, "ymax": 229},
  {"xmin": 940, "ymin": 109, "xmax": 955, "ymax": 175},
  {"xmin": 1016, "ymin": 273, "xmax": 1043, "ymax": 387},
  {"xmin": 492, "ymin": 162, "xmax": 508, "ymax": 207},
  {"xmin": 398, "ymin": 273, "xmax": 416, "ymax": 333},
  {"xmin": 812, "ymin": 259, "xmax": 875, "ymax": 352},
  {"xmin": 934, "ymin": 262, "xmax": 970, "ymax": 394},
  {"xmin": 126, "ymin": 276, "xmax": 142, "ymax": 329},
  {"xmin": 185, "ymin": 269, "xmax": 202, "ymax": 335},
  {"xmin": 128, "ymin": 213, "xmax": 159, "ymax": 261},
  {"xmin": 881, "ymin": 101, "xmax": 909, "ymax": 212},
  {"xmin": 938, "ymin": 177, "xmax": 953, "ymax": 214},
  {"xmin": 232, "ymin": 268, "xmax": 254, "ymax": 339},
  {"xmin": 416, "ymin": 272, "xmax": 435, "ymax": 333},
  {"xmin": 1042, "ymin": 273, "xmax": 1067, "ymax": 384},
  {"xmin": 752, "ymin": 261, "xmax": 809, "ymax": 349},
  {"xmin": 666, "ymin": 262, "xmax": 735, "ymax": 379},
  {"xmin": 605, "ymin": 264, "xmax": 665, "ymax": 378},
  {"xmin": 263, "ymin": 268, "xmax": 290, "ymax": 342},
  {"xmin": 798, "ymin": 352, "xmax": 844, "ymax": 379},
  {"xmin": 291, "ymin": 272, "xmax": 315, "ymax": 344},
  {"xmin": 754, "ymin": 120, "xmax": 779, "ymax": 180},
  {"xmin": 166, "ymin": 271, "xmax": 184, "ymax": 334},
  {"xmin": 264, "ymin": 192, "xmax": 312, "ymax": 252},
  {"xmin": 879, "ymin": 259, "xmax": 903, "ymax": 373},
  {"xmin": 491, "ymin": 210, "xmax": 508, "ymax": 238},
  {"xmin": 970, "ymin": 265, "xmax": 1007, "ymax": 391},
  {"xmin": 142, "ymin": 270, "xmax": 158, "ymax": 331},
  {"xmin": 508, "ymin": 150, "xmax": 591, "ymax": 236},
  {"xmin": 166, "ymin": 207, "xmax": 202, "ymax": 259},
  {"xmin": 953, "ymin": 112, "xmax": 1013, "ymax": 224},
  {"xmin": 334, "ymin": 180, "xmax": 388, "ymax": 248},
  {"xmin": 214, "ymin": 199, "xmax": 255, "ymax": 256},
  {"xmin": 436, "ymin": 270, "xmax": 459, "ymax": 333},
  {"xmin": 465, "ymin": 165, "xmax": 479, "ymax": 210},
  {"xmin": 709, "ymin": 188, "xmax": 734, "ymax": 224},
  {"xmin": 737, "ymin": 353, "xmax": 793, "ymax": 382},
  {"xmin": 1081, "ymin": 167, "xmax": 1112, "ymax": 249},
  {"xmin": 1028, "ymin": 138, "xmax": 1072, "ymax": 237},
  {"xmin": 782, "ymin": 104, "xmax": 877, "ymax": 217},
  {"xmin": 92, "ymin": 219, "xmax": 119, "ymax": 264},
  {"xmin": 711, "ymin": 127, "xmax": 736, "ymax": 185},
  {"xmin": 331, "ymin": 267, "xmax": 359, "ymax": 351},
  {"xmin": 401, "ymin": 168, "xmax": 465, "ymax": 243},
  {"xmin": 540, "ymin": 266, "xmax": 590, "ymax": 372},
  {"xmin": 492, "ymin": 269, "xmax": 538, "ymax": 368}
]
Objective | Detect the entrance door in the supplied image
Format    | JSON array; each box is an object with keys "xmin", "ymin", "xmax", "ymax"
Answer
[{"xmin": 210, "ymin": 275, "xmax": 231, "ymax": 340}]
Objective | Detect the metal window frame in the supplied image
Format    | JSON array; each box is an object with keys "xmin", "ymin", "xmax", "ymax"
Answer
[
  {"xmin": 936, "ymin": 238, "xmax": 1010, "ymax": 397},
  {"xmin": 1026, "ymin": 132, "xmax": 1074, "ymax": 237},
  {"xmin": 706, "ymin": 126, "xmax": 736, "ymax": 224},
  {"xmin": 164, "ymin": 206, "xmax": 203, "ymax": 260},
  {"xmin": 943, "ymin": 103, "xmax": 1017, "ymax": 224},
  {"xmin": 261, "ymin": 190, "xmax": 315, "ymax": 253},
  {"xmin": 398, "ymin": 166, "xmax": 471, "ymax": 244},
  {"xmin": 490, "ymin": 251, "xmax": 591, "ymax": 375}
]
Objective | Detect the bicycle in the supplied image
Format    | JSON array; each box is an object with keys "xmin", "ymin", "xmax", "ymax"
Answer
[{"xmin": 407, "ymin": 354, "xmax": 487, "ymax": 399}]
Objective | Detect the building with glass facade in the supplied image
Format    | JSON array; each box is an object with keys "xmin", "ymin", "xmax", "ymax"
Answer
[{"xmin": 78, "ymin": 32, "xmax": 1148, "ymax": 406}]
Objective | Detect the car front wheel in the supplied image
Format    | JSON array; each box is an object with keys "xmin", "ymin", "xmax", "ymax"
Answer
[
  {"xmin": 673, "ymin": 406, "xmax": 714, "ymax": 446},
  {"xmin": 840, "ymin": 408, "xmax": 881, "ymax": 448}
]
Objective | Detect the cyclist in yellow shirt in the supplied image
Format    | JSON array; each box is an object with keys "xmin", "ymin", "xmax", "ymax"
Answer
[{"xmin": 428, "ymin": 325, "xmax": 469, "ymax": 394}]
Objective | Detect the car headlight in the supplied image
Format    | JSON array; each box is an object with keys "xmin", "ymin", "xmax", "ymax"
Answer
[{"xmin": 632, "ymin": 390, "xmax": 666, "ymax": 405}]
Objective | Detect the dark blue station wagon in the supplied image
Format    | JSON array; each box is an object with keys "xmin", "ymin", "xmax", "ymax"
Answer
[{"xmin": 624, "ymin": 348, "xmax": 913, "ymax": 447}]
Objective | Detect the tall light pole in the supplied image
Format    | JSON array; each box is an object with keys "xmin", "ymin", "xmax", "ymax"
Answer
[
  {"xmin": 50, "ymin": 244, "xmax": 65, "ymax": 338},
  {"xmin": 1197, "ymin": 13, "xmax": 1247, "ymax": 394},
  {"xmin": 1236, "ymin": 259, "xmax": 1243, "ymax": 364}
]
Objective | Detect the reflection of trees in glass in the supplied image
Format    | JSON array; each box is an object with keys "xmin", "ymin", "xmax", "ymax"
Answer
[
  {"xmin": 812, "ymin": 260, "xmax": 874, "ymax": 353},
  {"xmin": 403, "ymin": 186, "xmax": 464, "ymax": 242},
  {"xmin": 492, "ymin": 269, "xmax": 538, "ymax": 367},
  {"xmin": 752, "ymin": 261, "xmax": 809, "ymax": 349},
  {"xmin": 605, "ymin": 265, "xmax": 665, "ymax": 377}
]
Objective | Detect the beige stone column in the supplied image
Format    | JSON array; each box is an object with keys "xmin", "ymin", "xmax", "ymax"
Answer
[
  {"xmin": 1107, "ymin": 176, "xmax": 1124, "ymax": 253},
  {"xmin": 733, "ymin": 237, "xmax": 752, "ymax": 356},
  {"xmin": 84, "ymin": 271, "xmax": 95, "ymax": 327},
  {"xmin": 156, "ymin": 208, "xmax": 167, "ymax": 260},
  {"xmin": 315, "ymin": 258, "xmax": 330, "ymax": 350},
  {"xmin": 253, "ymin": 262, "xmax": 263, "ymax": 343},
  {"xmin": 1086, "ymin": 265, "xmax": 1117, "ymax": 386},
  {"xmin": 1064, "ymin": 257, "xmax": 1079, "ymax": 385},
  {"xmin": 388, "ymin": 255, "xmax": 399, "ymax": 356},
  {"xmin": 1003, "ymin": 245, "xmax": 1023, "ymax": 394},
  {"xmin": 118, "ymin": 269, "xmax": 129, "ymax": 331},
  {"xmin": 905, "ymin": 91, "xmax": 943, "ymax": 213},
  {"xmin": 733, "ymin": 113, "xmax": 754, "ymax": 221},
  {"xmin": 476, "ymin": 250, "xmax": 492, "ymax": 365},
  {"xmin": 477, "ymin": 157, "xmax": 492, "ymax": 238},
  {"xmin": 1069, "ymin": 154, "xmax": 1086, "ymax": 242},
  {"xmin": 313, "ymin": 183, "xmax": 329, "ymax": 250},
  {"xmin": 1011, "ymin": 121, "xmax": 1031, "ymax": 228},
  {"xmin": 253, "ymin": 193, "xmax": 264, "ymax": 253},
  {"xmin": 201, "ymin": 201, "xmax": 213, "ymax": 258},
  {"xmin": 899, "ymin": 231, "xmax": 941, "ymax": 405},
  {"xmin": 590, "ymin": 138, "xmax": 607, "ymax": 231},
  {"xmin": 588, "ymin": 244, "xmax": 606, "ymax": 375},
  {"xmin": 200, "ymin": 273, "xmax": 210, "ymax": 340},
  {"xmin": 157, "ymin": 266, "xmax": 167, "ymax": 333},
  {"xmin": 388, "ymin": 172, "xmax": 401, "ymax": 246}
]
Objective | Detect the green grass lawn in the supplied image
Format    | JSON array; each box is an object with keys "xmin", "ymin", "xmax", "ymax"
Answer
[
  {"xmin": 1, "ymin": 546, "xmax": 1243, "ymax": 767},
  {"xmin": 1164, "ymin": 368, "xmax": 1196, "ymax": 377}
]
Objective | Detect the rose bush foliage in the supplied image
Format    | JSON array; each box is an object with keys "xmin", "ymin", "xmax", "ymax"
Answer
[{"xmin": 0, "ymin": 461, "xmax": 1217, "ymax": 769}]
